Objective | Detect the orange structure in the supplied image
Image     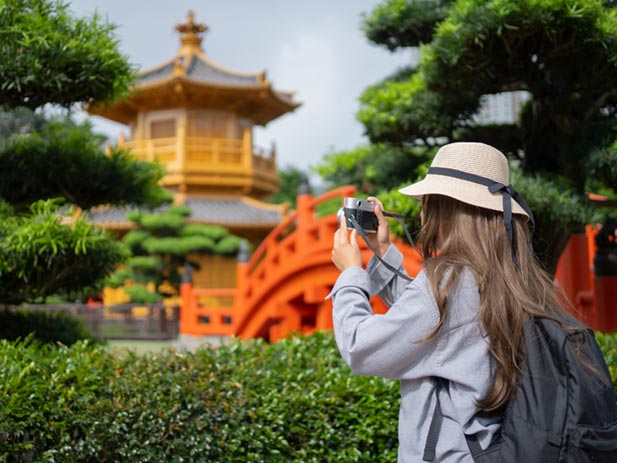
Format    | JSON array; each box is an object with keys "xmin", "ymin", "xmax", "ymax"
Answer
[
  {"xmin": 554, "ymin": 226, "xmax": 599, "ymax": 327},
  {"xmin": 180, "ymin": 186, "xmax": 424, "ymax": 342}
]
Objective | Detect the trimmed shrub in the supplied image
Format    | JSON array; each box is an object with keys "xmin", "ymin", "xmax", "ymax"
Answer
[
  {"xmin": 0, "ymin": 331, "xmax": 615, "ymax": 462},
  {"xmin": 0, "ymin": 309, "xmax": 98, "ymax": 346},
  {"xmin": 0, "ymin": 332, "xmax": 397, "ymax": 462}
]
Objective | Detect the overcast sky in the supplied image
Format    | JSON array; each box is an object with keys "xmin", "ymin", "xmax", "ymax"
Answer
[{"xmin": 69, "ymin": 0, "xmax": 411, "ymax": 175}]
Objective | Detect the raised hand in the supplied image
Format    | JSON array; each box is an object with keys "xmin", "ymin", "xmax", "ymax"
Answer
[
  {"xmin": 365, "ymin": 196, "xmax": 391, "ymax": 258},
  {"xmin": 331, "ymin": 214, "xmax": 362, "ymax": 272}
]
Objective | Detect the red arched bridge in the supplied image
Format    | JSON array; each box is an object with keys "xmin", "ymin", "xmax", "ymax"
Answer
[{"xmin": 179, "ymin": 186, "xmax": 423, "ymax": 342}]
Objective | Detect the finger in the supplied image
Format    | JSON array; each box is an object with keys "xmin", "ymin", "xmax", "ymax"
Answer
[
  {"xmin": 374, "ymin": 203, "xmax": 389, "ymax": 226},
  {"xmin": 368, "ymin": 197, "xmax": 386, "ymax": 221},
  {"xmin": 334, "ymin": 217, "xmax": 348, "ymax": 246},
  {"xmin": 350, "ymin": 230, "xmax": 359, "ymax": 248},
  {"xmin": 367, "ymin": 196, "xmax": 384, "ymax": 210},
  {"xmin": 339, "ymin": 213, "xmax": 348, "ymax": 230}
]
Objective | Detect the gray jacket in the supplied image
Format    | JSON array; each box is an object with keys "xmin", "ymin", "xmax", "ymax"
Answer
[{"xmin": 329, "ymin": 245, "xmax": 501, "ymax": 462}]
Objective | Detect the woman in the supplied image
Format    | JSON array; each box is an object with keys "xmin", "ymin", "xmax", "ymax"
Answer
[{"xmin": 329, "ymin": 142, "xmax": 570, "ymax": 462}]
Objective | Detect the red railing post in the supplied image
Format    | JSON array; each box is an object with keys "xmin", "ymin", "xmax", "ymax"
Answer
[
  {"xmin": 593, "ymin": 218, "xmax": 617, "ymax": 332},
  {"xmin": 555, "ymin": 229, "xmax": 596, "ymax": 326},
  {"xmin": 236, "ymin": 240, "xmax": 250, "ymax": 288},
  {"xmin": 296, "ymin": 175, "xmax": 314, "ymax": 252}
]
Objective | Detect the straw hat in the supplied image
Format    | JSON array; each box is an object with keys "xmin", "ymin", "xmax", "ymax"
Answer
[{"xmin": 399, "ymin": 142, "xmax": 529, "ymax": 219}]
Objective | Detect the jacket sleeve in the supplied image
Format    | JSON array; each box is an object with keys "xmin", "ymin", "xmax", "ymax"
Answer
[
  {"xmin": 330, "ymin": 266, "xmax": 442, "ymax": 380},
  {"xmin": 365, "ymin": 244, "xmax": 413, "ymax": 307}
]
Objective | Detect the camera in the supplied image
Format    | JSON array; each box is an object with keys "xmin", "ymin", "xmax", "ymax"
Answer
[{"xmin": 337, "ymin": 198, "xmax": 378, "ymax": 233}]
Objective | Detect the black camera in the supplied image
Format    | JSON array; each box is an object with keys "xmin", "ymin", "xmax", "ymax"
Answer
[{"xmin": 337, "ymin": 198, "xmax": 378, "ymax": 233}]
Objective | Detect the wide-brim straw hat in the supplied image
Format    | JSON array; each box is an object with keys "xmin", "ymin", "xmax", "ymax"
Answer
[{"xmin": 399, "ymin": 142, "xmax": 529, "ymax": 219}]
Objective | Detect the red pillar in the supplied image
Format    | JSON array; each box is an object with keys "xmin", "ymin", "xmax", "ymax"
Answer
[
  {"xmin": 593, "ymin": 218, "xmax": 617, "ymax": 332},
  {"xmin": 179, "ymin": 278, "xmax": 194, "ymax": 335},
  {"xmin": 296, "ymin": 176, "xmax": 314, "ymax": 252}
]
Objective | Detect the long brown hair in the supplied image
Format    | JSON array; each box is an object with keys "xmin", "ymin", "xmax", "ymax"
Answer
[{"xmin": 417, "ymin": 194, "xmax": 576, "ymax": 412}]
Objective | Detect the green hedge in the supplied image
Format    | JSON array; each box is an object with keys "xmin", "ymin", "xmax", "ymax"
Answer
[
  {"xmin": 0, "ymin": 331, "xmax": 615, "ymax": 463},
  {"xmin": 597, "ymin": 331, "xmax": 617, "ymax": 389},
  {"xmin": 0, "ymin": 332, "xmax": 398, "ymax": 462}
]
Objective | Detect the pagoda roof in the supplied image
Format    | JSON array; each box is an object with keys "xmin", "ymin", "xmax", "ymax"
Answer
[
  {"xmin": 89, "ymin": 11, "xmax": 299, "ymax": 126},
  {"xmin": 140, "ymin": 54, "xmax": 260, "ymax": 87},
  {"xmin": 88, "ymin": 197, "xmax": 285, "ymax": 230}
]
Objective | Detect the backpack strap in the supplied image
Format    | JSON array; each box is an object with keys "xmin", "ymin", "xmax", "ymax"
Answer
[
  {"xmin": 422, "ymin": 378, "xmax": 447, "ymax": 462},
  {"xmin": 423, "ymin": 378, "xmax": 494, "ymax": 462},
  {"xmin": 465, "ymin": 433, "xmax": 483, "ymax": 457}
]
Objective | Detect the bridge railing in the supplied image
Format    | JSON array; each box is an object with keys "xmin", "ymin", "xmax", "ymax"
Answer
[
  {"xmin": 179, "ymin": 185, "xmax": 356, "ymax": 336},
  {"xmin": 234, "ymin": 186, "xmax": 356, "ymax": 311}
]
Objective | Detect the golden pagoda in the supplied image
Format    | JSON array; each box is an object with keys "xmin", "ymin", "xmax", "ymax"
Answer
[
  {"xmin": 88, "ymin": 11, "xmax": 300, "ymax": 294},
  {"xmin": 89, "ymin": 10, "xmax": 300, "ymax": 245}
]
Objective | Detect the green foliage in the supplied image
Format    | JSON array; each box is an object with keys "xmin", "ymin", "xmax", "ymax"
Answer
[
  {"xmin": 317, "ymin": 0, "xmax": 617, "ymax": 273},
  {"xmin": 0, "ymin": 332, "xmax": 399, "ymax": 462},
  {"xmin": 316, "ymin": 143, "xmax": 435, "ymax": 195},
  {"xmin": 512, "ymin": 168, "xmax": 597, "ymax": 273},
  {"xmin": 214, "ymin": 235, "xmax": 243, "ymax": 255},
  {"xmin": 362, "ymin": 0, "xmax": 454, "ymax": 49},
  {"xmin": 597, "ymin": 331, "xmax": 617, "ymax": 389},
  {"xmin": 585, "ymin": 142, "xmax": 617, "ymax": 192},
  {"xmin": 512, "ymin": 170, "xmax": 597, "ymax": 230},
  {"xmin": 0, "ymin": 2, "xmax": 165, "ymax": 306},
  {"xmin": 110, "ymin": 208, "xmax": 244, "ymax": 302},
  {"xmin": 127, "ymin": 256, "xmax": 164, "ymax": 272},
  {"xmin": 0, "ymin": 310, "xmax": 98, "ymax": 345},
  {"xmin": 0, "ymin": 0, "xmax": 134, "ymax": 109},
  {"xmin": 142, "ymin": 235, "xmax": 216, "ymax": 255},
  {"xmin": 0, "ymin": 330, "xmax": 615, "ymax": 462},
  {"xmin": 181, "ymin": 223, "xmax": 229, "ymax": 240},
  {"xmin": 136, "ymin": 212, "xmax": 186, "ymax": 231},
  {"xmin": 0, "ymin": 199, "xmax": 128, "ymax": 304},
  {"xmin": 377, "ymin": 186, "xmax": 423, "ymax": 237},
  {"xmin": 123, "ymin": 285, "xmax": 161, "ymax": 304},
  {"xmin": 0, "ymin": 115, "xmax": 169, "ymax": 211},
  {"xmin": 315, "ymin": 197, "xmax": 347, "ymax": 217},
  {"xmin": 120, "ymin": 229, "xmax": 151, "ymax": 249},
  {"xmin": 267, "ymin": 165, "xmax": 306, "ymax": 208},
  {"xmin": 103, "ymin": 267, "xmax": 131, "ymax": 289}
]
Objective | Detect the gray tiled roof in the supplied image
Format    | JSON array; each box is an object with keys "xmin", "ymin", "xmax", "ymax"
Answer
[
  {"xmin": 139, "ymin": 55, "xmax": 260, "ymax": 86},
  {"xmin": 186, "ymin": 198, "xmax": 281, "ymax": 225},
  {"xmin": 87, "ymin": 205, "xmax": 140, "ymax": 224},
  {"xmin": 88, "ymin": 198, "xmax": 282, "ymax": 226}
]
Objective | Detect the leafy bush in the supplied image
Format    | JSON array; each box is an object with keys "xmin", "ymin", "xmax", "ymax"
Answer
[
  {"xmin": 0, "ymin": 309, "xmax": 98, "ymax": 346},
  {"xmin": 0, "ymin": 331, "xmax": 615, "ymax": 462},
  {"xmin": 597, "ymin": 331, "xmax": 617, "ymax": 389},
  {"xmin": 0, "ymin": 332, "xmax": 397, "ymax": 462},
  {"xmin": 122, "ymin": 285, "xmax": 162, "ymax": 304},
  {"xmin": 0, "ymin": 199, "xmax": 129, "ymax": 304},
  {"xmin": 181, "ymin": 224, "xmax": 229, "ymax": 241}
]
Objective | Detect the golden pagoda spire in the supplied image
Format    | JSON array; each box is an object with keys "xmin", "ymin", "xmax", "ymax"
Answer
[{"xmin": 175, "ymin": 10, "xmax": 207, "ymax": 54}]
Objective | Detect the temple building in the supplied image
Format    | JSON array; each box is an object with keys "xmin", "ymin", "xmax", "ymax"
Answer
[{"xmin": 88, "ymin": 11, "xmax": 300, "ymax": 290}]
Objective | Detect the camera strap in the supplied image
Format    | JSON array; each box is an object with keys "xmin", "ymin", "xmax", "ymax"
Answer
[{"xmin": 348, "ymin": 214, "xmax": 416, "ymax": 282}]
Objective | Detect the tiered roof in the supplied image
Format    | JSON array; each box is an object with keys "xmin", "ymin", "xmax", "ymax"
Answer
[
  {"xmin": 90, "ymin": 11, "xmax": 299, "ymax": 125},
  {"xmin": 89, "ymin": 197, "xmax": 284, "ymax": 231}
]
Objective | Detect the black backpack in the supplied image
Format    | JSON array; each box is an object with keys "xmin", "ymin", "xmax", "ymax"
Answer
[{"xmin": 423, "ymin": 316, "xmax": 617, "ymax": 462}]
